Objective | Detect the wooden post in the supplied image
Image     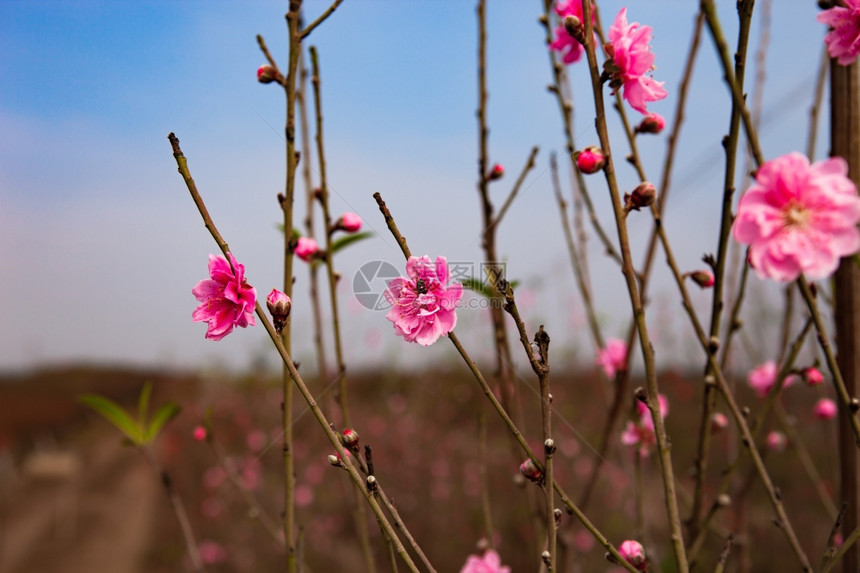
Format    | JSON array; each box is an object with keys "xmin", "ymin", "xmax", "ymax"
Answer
[{"xmin": 831, "ymin": 55, "xmax": 860, "ymax": 573}]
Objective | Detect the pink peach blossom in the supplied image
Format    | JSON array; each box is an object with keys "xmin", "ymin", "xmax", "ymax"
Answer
[
  {"xmin": 814, "ymin": 398, "xmax": 838, "ymax": 420},
  {"xmin": 733, "ymin": 152, "xmax": 860, "ymax": 282},
  {"xmin": 818, "ymin": 1, "xmax": 860, "ymax": 66},
  {"xmin": 192, "ymin": 253, "xmax": 256, "ymax": 341},
  {"xmin": 198, "ymin": 540, "xmax": 227, "ymax": 565},
  {"xmin": 747, "ymin": 360, "xmax": 794, "ymax": 399},
  {"xmin": 637, "ymin": 393, "xmax": 669, "ymax": 430},
  {"xmin": 596, "ymin": 338, "xmax": 627, "ymax": 378},
  {"xmin": 384, "ymin": 256, "xmax": 463, "ymax": 346},
  {"xmin": 606, "ymin": 8, "xmax": 667, "ymax": 114},
  {"xmin": 636, "ymin": 112, "xmax": 665, "ymax": 134},
  {"xmin": 459, "ymin": 549, "xmax": 511, "ymax": 573},
  {"xmin": 621, "ymin": 420, "xmax": 656, "ymax": 458},
  {"xmin": 575, "ymin": 146, "xmax": 606, "ymax": 174},
  {"xmin": 619, "ymin": 539, "xmax": 647, "ymax": 570},
  {"xmin": 294, "ymin": 237, "xmax": 319, "ymax": 262}
]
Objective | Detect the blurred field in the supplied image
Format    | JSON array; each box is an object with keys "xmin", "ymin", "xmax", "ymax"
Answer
[{"xmin": 0, "ymin": 364, "xmax": 841, "ymax": 572}]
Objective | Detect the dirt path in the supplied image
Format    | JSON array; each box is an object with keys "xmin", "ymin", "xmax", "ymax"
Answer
[{"xmin": 0, "ymin": 434, "xmax": 158, "ymax": 573}]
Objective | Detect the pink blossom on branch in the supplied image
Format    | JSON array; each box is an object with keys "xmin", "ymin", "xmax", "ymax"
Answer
[
  {"xmin": 605, "ymin": 7, "xmax": 667, "ymax": 114},
  {"xmin": 192, "ymin": 253, "xmax": 257, "ymax": 341},
  {"xmin": 384, "ymin": 256, "xmax": 463, "ymax": 346},
  {"xmin": 596, "ymin": 338, "xmax": 627, "ymax": 378},
  {"xmin": 814, "ymin": 398, "xmax": 838, "ymax": 420},
  {"xmin": 459, "ymin": 549, "xmax": 511, "ymax": 573},
  {"xmin": 732, "ymin": 152, "xmax": 860, "ymax": 282},
  {"xmin": 818, "ymin": 1, "xmax": 860, "ymax": 66},
  {"xmin": 336, "ymin": 212, "xmax": 362, "ymax": 233},
  {"xmin": 619, "ymin": 539, "xmax": 647, "ymax": 570},
  {"xmin": 746, "ymin": 360, "xmax": 796, "ymax": 399},
  {"xmin": 294, "ymin": 237, "xmax": 319, "ymax": 262}
]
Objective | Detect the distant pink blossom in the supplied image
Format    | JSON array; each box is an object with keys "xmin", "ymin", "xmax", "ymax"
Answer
[
  {"xmin": 635, "ymin": 112, "xmax": 665, "ymax": 134},
  {"xmin": 337, "ymin": 212, "xmax": 362, "ymax": 233},
  {"xmin": 295, "ymin": 237, "xmax": 319, "ymax": 262},
  {"xmin": 489, "ymin": 163, "xmax": 505, "ymax": 180},
  {"xmin": 192, "ymin": 253, "xmax": 256, "ymax": 341},
  {"xmin": 815, "ymin": 398, "xmax": 838, "ymax": 420},
  {"xmin": 384, "ymin": 256, "xmax": 463, "ymax": 346},
  {"xmin": 818, "ymin": 1, "xmax": 860, "ymax": 65},
  {"xmin": 804, "ymin": 366, "xmax": 825, "ymax": 386},
  {"xmin": 766, "ymin": 431, "xmax": 787, "ymax": 452},
  {"xmin": 622, "ymin": 394, "xmax": 668, "ymax": 458},
  {"xmin": 549, "ymin": 0, "xmax": 590, "ymax": 64},
  {"xmin": 619, "ymin": 539, "xmax": 647, "ymax": 570},
  {"xmin": 596, "ymin": 338, "xmax": 627, "ymax": 378},
  {"xmin": 733, "ymin": 152, "xmax": 860, "ymax": 282},
  {"xmin": 637, "ymin": 393, "xmax": 669, "ymax": 430},
  {"xmin": 605, "ymin": 7, "xmax": 667, "ymax": 114},
  {"xmin": 192, "ymin": 426, "xmax": 207, "ymax": 442},
  {"xmin": 459, "ymin": 549, "xmax": 511, "ymax": 573},
  {"xmin": 198, "ymin": 540, "xmax": 227, "ymax": 565},
  {"xmin": 711, "ymin": 412, "xmax": 728, "ymax": 432},
  {"xmin": 747, "ymin": 361, "xmax": 779, "ymax": 398}
]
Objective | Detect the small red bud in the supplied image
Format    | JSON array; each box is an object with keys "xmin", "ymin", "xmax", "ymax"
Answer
[
  {"xmin": 488, "ymin": 163, "xmax": 505, "ymax": 181},
  {"xmin": 266, "ymin": 289, "xmax": 292, "ymax": 333},
  {"xmin": 519, "ymin": 459, "xmax": 542, "ymax": 483},
  {"xmin": 574, "ymin": 146, "xmax": 605, "ymax": 174},
  {"xmin": 341, "ymin": 428, "xmax": 360, "ymax": 449},
  {"xmin": 688, "ymin": 270, "xmax": 715, "ymax": 288},
  {"xmin": 257, "ymin": 64, "xmax": 279, "ymax": 84},
  {"xmin": 635, "ymin": 112, "xmax": 666, "ymax": 134},
  {"xmin": 624, "ymin": 182, "xmax": 657, "ymax": 213}
]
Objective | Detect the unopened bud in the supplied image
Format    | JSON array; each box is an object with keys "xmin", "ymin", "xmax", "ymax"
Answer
[
  {"xmin": 766, "ymin": 431, "xmax": 787, "ymax": 452},
  {"xmin": 708, "ymin": 336, "xmax": 720, "ymax": 354},
  {"xmin": 327, "ymin": 454, "xmax": 341, "ymax": 466},
  {"xmin": 266, "ymin": 289, "xmax": 292, "ymax": 333},
  {"xmin": 488, "ymin": 163, "xmax": 505, "ymax": 181},
  {"xmin": 619, "ymin": 540, "xmax": 647, "ymax": 570},
  {"xmin": 335, "ymin": 212, "xmax": 362, "ymax": 233},
  {"xmin": 341, "ymin": 428, "xmax": 360, "ymax": 449},
  {"xmin": 366, "ymin": 474, "xmax": 378, "ymax": 492},
  {"xmin": 716, "ymin": 493, "xmax": 731, "ymax": 508},
  {"xmin": 519, "ymin": 459, "xmax": 543, "ymax": 483},
  {"xmin": 803, "ymin": 367, "xmax": 824, "ymax": 386},
  {"xmin": 541, "ymin": 550, "xmax": 552, "ymax": 567},
  {"xmin": 544, "ymin": 438, "xmax": 556, "ymax": 454},
  {"xmin": 711, "ymin": 412, "xmax": 728, "ymax": 432},
  {"xmin": 635, "ymin": 112, "xmax": 666, "ymax": 135},
  {"xmin": 257, "ymin": 64, "xmax": 280, "ymax": 84},
  {"xmin": 563, "ymin": 15, "xmax": 586, "ymax": 45},
  {"xmin": 689, "ymin": 270, "xmax": 715, "ymax": 288},
  {"xmin": 574, "ymin": 146, "xmax": 606, "ymax": 174},
  {"xmin": 624, "ymin": 182, "xmax": 657, "ymax": 213},
  {"xmin": 851, "ymin": 397, "xmax": 860, "ymax": 413}
]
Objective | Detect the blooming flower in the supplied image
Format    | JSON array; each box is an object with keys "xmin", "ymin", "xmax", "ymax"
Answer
[
  {"xmin": 596, "ymin": 338, "xmax": 627, "ymax": 378},
  {"xmin": 384, "ymin": 256, "xmax": 463, "ymax": 346},
  {"xmin": 337, "ymin": 212, "xmax": 362, "ymax": 233},
  {"xmin": 622, "ymin": 394, "xmax": 668, "ymax": 458},
  {"xmin": 549, "ymin": 0, "xmax": 590, "ymax": 64},
  {"xmin": 748, "ymin": 361, "xmax": 778, "ymax": 398},
  {"xmin": 605, "ymin": 7, "xmax": 667, "ymax": 114},
  {"xmin": 294, "ymin": 237, "xmax": 319, "ymax": 262},
  {"xmin": 732, "ymin": 152, "xmax": 860, "ymax": 282},
  {"xmin": 814, "ymin": 398, "xmax": 838, "ymax": 420},
  {"xmin": 818, "ymin": 1, "xmax": 860, "ymax": 66},
  {"xmin": 459, "ymin": 549, "xmax": 511, "ymax": 573},
  {"xmin": 192, "ymin": 253, "xmax": 257, "ymax": 341},
  {"xmin": 636, "ymin": 393, "xmax": 669, "ymax": 430},
  {"xmin": 804, "ymin": 366, "xmax": 825, "ymax": 386},
  {"xmin": 619, "ymin": 539, "xmax": 647, "ymax": 570}
]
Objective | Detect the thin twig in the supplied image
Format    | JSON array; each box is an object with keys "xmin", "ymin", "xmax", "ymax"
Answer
[
  {"xmin": 299, "ymin": 0, "xmax": 345, "ymax": 40},
  {"xmin": 488, "ymin": 146, "xmax": 540, "ymax": 230}
]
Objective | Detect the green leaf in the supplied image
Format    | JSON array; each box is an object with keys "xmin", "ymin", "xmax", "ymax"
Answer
[
  {"xmin": 145, "ymin": 403, "xmax": 181, "ymax": 443},
  {"xmin": 461, "ymin": 278, "xmax": 495, "ymax": 299},
  {"xmin": 79, "ymin": 394, "xmax": 143, "ymax": 445},
  {"xmin": 331, "ymin": 231, "xmax": 374, "ymax": 254},
  {"xmin": 137, "ymin": 382, "xmax": 152, "ymax": 428}
]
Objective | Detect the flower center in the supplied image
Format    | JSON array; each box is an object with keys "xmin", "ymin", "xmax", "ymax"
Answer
[{"xmin": 782, "ymin": 202, "xmax": 810, "ymax": 229}]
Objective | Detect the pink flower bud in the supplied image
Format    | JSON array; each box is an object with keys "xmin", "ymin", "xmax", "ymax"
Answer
[
  {"xmin": 814, "ymin": 398, "xmax": 838, "ymax": 420},
  {"xmin": 294, "ymin": 237, "xmax": 319, "ymax": 262},
  {"xmin": 689, "ymin": 270, "xmax": 715, "ymax": 288},
  {"xmin": 488, "ymin": 163, "xmax": 505, "ymax": 180},
  {"xmin": 519, "ymin": 459, "xmax": 542, "ymax": 482},
  {"xmin": 619, "ymin": 539, "xmax": 647, "ymax": 570},
  {"xmin": 624, "ymin": 182, "xmax": 657, "ymax": 212},
  {"xmin": 336, "ymin": 212, "xmax": 362, "ymax": 233},
  {"xmin": 341, "ymin": 428, "xmax": 360, "ymax": 449},
  {"xmin": 266, "ymin": 289, "xmax": 292, "ymax": 332},
  {"xmin": 710, "ymin": 412, "xmax": 728, "ymax": 432},
  {"xmin": 192, "ymin": 426, "xmax": 207, "ymax": 442},
  {"xmin": 574, "ymin": 146, "xmax": 606, "ymax": 174},
  {"xmin": 804, "ymin": 367, "xmax": 824, "ymax": 386},
  {"xmin": 257, "ymin": 64, "xmax": 279, "ymax": 84},
  {"xmin": 766, "ymin": 431, "xmax": 787, "ymax": 453},
  {"xmin": 636, "ymin": 112, "xmax": 666, "ymax": 134}
]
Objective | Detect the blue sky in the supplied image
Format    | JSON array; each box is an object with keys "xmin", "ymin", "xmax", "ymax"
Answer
[{"xmin": 0, "ymin": 1, "xmax": 829, "ymax": 374}]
